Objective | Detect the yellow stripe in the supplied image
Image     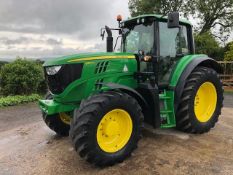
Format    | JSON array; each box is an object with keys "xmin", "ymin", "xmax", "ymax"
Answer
[{"xmin": 68, "ymin": 55, "xmax": 135, "ymax": 63}]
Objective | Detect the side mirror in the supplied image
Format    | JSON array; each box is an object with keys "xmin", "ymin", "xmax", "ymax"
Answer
[{"xmin": 167, "ymin": 12, "xmax": 179, "ymax": 28}]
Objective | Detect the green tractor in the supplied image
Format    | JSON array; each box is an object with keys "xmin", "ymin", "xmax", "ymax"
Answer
[{"xmin": 39, "ymin": 12, "xmax": 223, "ymax": 166}]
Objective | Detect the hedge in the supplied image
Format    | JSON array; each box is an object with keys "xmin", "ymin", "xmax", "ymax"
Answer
[
  {"xmin": 0, "ymin": 94, "xmax": 41, "ymax": 107},
  {"xmin": 0, "ymin": 58, "xmax": 45, "ymax": 95}
]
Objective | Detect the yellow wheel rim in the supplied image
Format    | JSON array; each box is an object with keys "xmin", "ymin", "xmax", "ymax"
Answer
[
  {"xmin": 97, "ymin": 109, "xmax": 133, "ymax": 153},
  {"xmin": 59, "ymin": 112, "xmax": 71, "ymax": 125},
  {"xmin": 194, "ymin": 82, "xmax": 217, "ymax": 123}
]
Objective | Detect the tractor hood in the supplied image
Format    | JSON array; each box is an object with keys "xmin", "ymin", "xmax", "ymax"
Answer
[{"xmin": 43, "ymin": 52, "xmax": 135, "ymax": 67}]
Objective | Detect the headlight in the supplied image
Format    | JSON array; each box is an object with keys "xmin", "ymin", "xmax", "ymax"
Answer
[{"xmin": 46, "ymin": 66, "xmax": 62, "ymax": 75}]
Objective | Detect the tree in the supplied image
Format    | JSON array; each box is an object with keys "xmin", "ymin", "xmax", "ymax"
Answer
[
  {"xmin": 0, "ymin": 61, "xmax": 8, "ymax": 70},
  {"xmin": 224, "ymin": 42, "xmax": 233, "ymax": 61},
  {"xmin": 194, "ymin": 32, "xmax": 224, "ymax": 60},
  {"xmin": 0, "ymin": 58, "xmax": 44, "ymax": 95},
  {"xmin": 129, "ymin": 0, "xmax": 186, "ymax": 17},
  {"xmin": 190, "ymin": 0, "xmax": 233, "ymax": 42}
]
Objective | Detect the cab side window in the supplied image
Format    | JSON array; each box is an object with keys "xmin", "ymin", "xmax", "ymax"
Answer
[{"xmin": 159, "ymin": 22, "xmax": 189, "ymax": 58}]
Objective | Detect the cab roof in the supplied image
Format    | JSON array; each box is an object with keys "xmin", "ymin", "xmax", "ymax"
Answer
[{"xmin": 123, "ymin": 14, "xmax": 192, "ymax": 26}]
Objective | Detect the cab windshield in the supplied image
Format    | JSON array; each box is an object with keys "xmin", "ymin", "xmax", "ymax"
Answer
[{"xmin": 122, "ymin": 22, "xmax": 154, "ymax": 55}]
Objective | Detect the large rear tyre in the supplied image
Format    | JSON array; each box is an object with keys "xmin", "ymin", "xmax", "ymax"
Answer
[
  {"xmin": 42, "ymin": 93, "xmax": 71, "ymax": 136},
  {"xmin": 70, "ymin": 91, "xmax": 143, "ymax": 166},
  {"xmin": 176, "ymin": 67, "xmax": 223, "ymax": 134}
]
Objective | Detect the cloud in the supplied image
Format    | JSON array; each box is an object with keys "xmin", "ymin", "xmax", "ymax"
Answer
[
  {"xmin": 0, "ymin": 43, "xmax": 106, "ymax": 59},
  {"xmin": 0, "ymin": 37, "xmax": 29, "ymax": 45},
  {"xmin": 0, "ymin": 0, "xmax": 129, "ymax": 58},
  {"xmin": 0, "ymin": 36, "xmax": 62, "ymax": 46},
  {"xmin": 46, "ymin": 38, "xmax": 62, "ymax": 45},
  {"xmin": 0, "ymin": 0, "xmax": 127, "ymax": 39}
]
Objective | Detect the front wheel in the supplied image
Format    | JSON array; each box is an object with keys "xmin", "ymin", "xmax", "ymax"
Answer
[
  {"xmin": 70, "ymin": 91, "xmax": 143, "ymax": 166},
  {"xmin": 176, "ymin": 67, "xmax": 224, "ymax": 134},
  {"xmin": 41, "ymin": 93, "xmax": 71, "ymax": 136}
]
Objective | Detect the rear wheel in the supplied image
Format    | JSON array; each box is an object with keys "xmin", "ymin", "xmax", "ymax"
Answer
[
  {"xmin": 176, "ymin": 67, "xmax": 223, "ymax": 134},
  {"xmin": 70, "ymin": 91, "xmax": 143, "ymax": 166},
  {"xmin": 42, "ymin": 93, "xmax": 71, "ymax": 136}
]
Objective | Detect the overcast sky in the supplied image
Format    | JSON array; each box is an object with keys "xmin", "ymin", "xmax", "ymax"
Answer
[
  {"xmin": 0, "ymin": 0, "xmax": 130, "ymax": 59},
  {"xmin": 0, "ymin": 1, "xmax": 232, "ymax": 60}
]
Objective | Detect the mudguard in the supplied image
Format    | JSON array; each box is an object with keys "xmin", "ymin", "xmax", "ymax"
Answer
[
  {"xmin": 99, "ymin": 82, "xmax": 149, "ymax": 111},
  {"xmin": 174, "ymin": 57, "xmax": 222, "ymax": 112},
  {"xmin": 99, "ymin": 82, "xmax": 162, "ymax": 128}
]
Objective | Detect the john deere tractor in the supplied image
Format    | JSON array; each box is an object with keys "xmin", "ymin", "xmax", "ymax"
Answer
[{"xmin": 39, "ymin": 12, "xmax": 223, "ymax": 166}]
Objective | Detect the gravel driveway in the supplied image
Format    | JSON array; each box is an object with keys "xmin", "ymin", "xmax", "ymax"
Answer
[{"xmin": 0, "ymin": 94, "xmax": 233, "ymax": 175}]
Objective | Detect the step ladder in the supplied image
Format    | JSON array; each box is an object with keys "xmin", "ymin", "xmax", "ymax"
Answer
[{"xmin": 159, "ymin": 90, "xmax": 176, "ymax": 128}]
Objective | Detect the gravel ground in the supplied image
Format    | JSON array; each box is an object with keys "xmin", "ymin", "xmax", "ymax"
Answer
[{"xmin": 0, "ymin": 94, "xmax": 233, "ymax": 175}]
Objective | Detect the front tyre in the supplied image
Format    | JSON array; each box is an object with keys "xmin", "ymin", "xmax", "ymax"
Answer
[
  {"xmin": 70, "ymin": 91, "xmax": 143, "ymax": 166},
  {"xmin": 176, "ymin": 67, "xmax": 223, "ymax": 134},
  {"xmin": 42, "ymin": 93, "xmax": 71, "ymax": 136}
]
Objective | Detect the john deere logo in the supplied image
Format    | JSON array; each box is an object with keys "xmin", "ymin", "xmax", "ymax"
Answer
[{"xmin": 123, "ymin": 65, "xmax": 128, "ymax": 72}]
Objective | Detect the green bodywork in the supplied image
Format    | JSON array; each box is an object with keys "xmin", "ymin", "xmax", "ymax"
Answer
[
  {"xmin": 39, "ymin": 51, "xmax": 208, "ymax": 128},
  {"xmin": 169, "ymin": 54, "xmax": 207, "ymax": 87},
  {"xmin": 39, "ymin": 52, "xmax": 137, "ymax": 114}
]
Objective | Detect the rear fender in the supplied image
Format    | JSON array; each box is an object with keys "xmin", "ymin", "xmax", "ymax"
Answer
[{"xmin": 173, "ymin": 57, "xmax": 222, "ymax": 112}]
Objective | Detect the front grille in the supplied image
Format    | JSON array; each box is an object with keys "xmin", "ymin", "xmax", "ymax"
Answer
[{"xmin": 45, "ymin": 63, "xmax": 83, "ymax": 94}]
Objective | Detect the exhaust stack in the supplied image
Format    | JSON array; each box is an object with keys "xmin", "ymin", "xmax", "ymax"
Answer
[{"xmin": 105, "ymin": 26, "xmax": 113, "ymax": 52}]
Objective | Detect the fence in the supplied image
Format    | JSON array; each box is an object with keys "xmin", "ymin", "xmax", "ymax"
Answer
[{"xmin": 217, "ymin": 61, "xmax": 233, "ymax": 88}]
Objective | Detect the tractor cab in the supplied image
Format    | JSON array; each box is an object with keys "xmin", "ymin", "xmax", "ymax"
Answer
[
  {"xmin": 120, "ymin": 13, "xmax": 194, "ymax": 88},
  {"xmin": 101, "ymin": 12, "xmax": 194, "ymax": 90}
]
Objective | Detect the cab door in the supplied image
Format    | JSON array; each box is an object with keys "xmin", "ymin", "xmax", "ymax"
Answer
[{"xmin": 158, "ymin": 22, "xmax": 190, "ymax": 85}]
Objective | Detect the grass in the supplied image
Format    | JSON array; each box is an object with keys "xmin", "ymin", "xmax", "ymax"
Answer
[
  {"xmin": 224, "ymin": 87, "xmax": 233, "ymax": 94},
  {"xmin": 0, "ymin": 94, "xmax": 41, "ymax": 107}
]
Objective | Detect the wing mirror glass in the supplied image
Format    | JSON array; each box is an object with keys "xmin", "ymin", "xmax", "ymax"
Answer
[{"xmin": 167, "ymin": 12, "xmax": 180, "ymax": 28}]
